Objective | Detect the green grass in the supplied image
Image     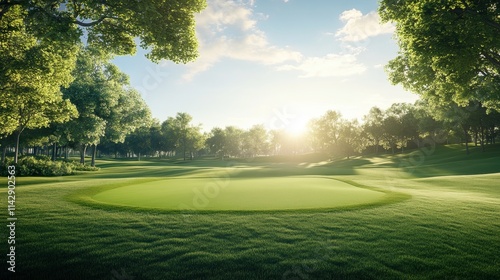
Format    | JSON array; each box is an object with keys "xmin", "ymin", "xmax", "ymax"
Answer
[
  {"xmin": 90, "ymin": 177, "xmax": 388, "ymax": 211},
  {"xmin": 1, "ymin": 144, "xmax": 500, "ymax": 279}
]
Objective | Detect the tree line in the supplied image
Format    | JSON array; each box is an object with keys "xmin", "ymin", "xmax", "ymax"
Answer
[
  {"xmin": 116, "ymin": 100, "xmax": 498, "ymax": 161},
  {"xmin": 3, "ymin": 84, "xmax": 500, "ymax": 164},
  {"xmin": 1, "ymin": 1, "xmax": 206, "ymax": 165},
  {"xmin": 2, "ymin": 0, "xmax": 499, "ymax": 165},
  {"xmin": 13, "ymin": 98, "xmax": 495, "ymax": 163}
]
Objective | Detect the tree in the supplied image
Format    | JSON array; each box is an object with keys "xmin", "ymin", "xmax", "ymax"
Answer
[
  {"xmin": 379, "ymin": 103, "xmax": 419, "ymax": 154},
  {"xmin": 206, "ymin": 127, "xmax": 226, "ymax": 159},
  {"xmin": 223, "ymin": 126, "xmax": 243, "ymax": 158},
  {"xmin": 309, "ymin": 110, "xmax": 343, "ymax": 158},
  {"xmin": 338, "ymin": 120, "xmax": 362, "ymax": 159},
  {"xmin": 428, "ymin": 101, "xmax": 477, "ymax": 155},
  {"xmin": 100, "ymin": 87, "xmax": 151, "ymax": 163},
  {"xmin": 380, "ymin": 0, "xmax": 500, "ymax": 111},
  {"xmin": 242, "ymin": 125, "xmax": 269, "ymax": 158},
  {"xmin": 0, "ymin": 0, "xmax": 206, "ymax": 63},
  {"xmin": 363, "ymin": 107, "xmax": 385, "ymax": 154},
  {"xmin": 0, "ymin": 6, "xmax": 78, "ymax": 163},
  {"xmin": 167, "ymin": 113, "xmax": 203, "ymax": 160},
  {"xmin": 126, "ymin": 126, "xmax": 152, "ymax": 161},
  {"xmin": 61, "ymin": 49, "xmax": 145, "ymax": 165},
  {"xmin": 159, "ymin": 119, "xmax": 178, "ymax": 157}
]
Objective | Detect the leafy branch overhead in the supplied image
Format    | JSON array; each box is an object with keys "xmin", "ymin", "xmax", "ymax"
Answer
[
  {"xmin": 0, "ymin": 0, "xmax": 207, "ymax": 62},
  {"xmin": 379, "ymin": 0, "xmax": 500, "ymax": 111}
]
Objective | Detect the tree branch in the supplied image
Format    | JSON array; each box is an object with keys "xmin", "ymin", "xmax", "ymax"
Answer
[
  {"xmin": 482, "ymin": 52, "xmax": 500, "ymax": 70},
  {"xmin": 74, "ymin": 15, "xmax": 119, "ymax": 27}
]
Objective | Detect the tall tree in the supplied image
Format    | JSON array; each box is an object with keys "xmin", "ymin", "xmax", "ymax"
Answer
[
  {"xmin": 0, "ymin": 6, "xmax": 78, "ymax": 163},
  {"xmin": 380, "ymin": 0, "xmax": 500, "ymax": 111},
  {"xmin": 363, "ymin": 107, "xmax": 385, "ymax": 154},
  {"xmin": 428, "ymin": 101, "xmax": 477, "ymax": 155},
  {"xmin": 242, "ymin": 125, "xmax": 269, "ymax": 158},
  {"xmin": 168, "ymin": 113, "xmax": 202, "ymax": 160},
  {"xmin": 223, "ymin": 126, "xmax": 244, "ymax": 158},
  {"xmin": 338, "ymin": 120, "xmax": 362, "ymax": 159},
  {"xmin": 62, "ymin": 49, "xmax": 140, "ymax": 165},
  {"xmin": 206, "ymin": 127, "xmax": 226, "ymax": 160},
  {"xmin": 310, "ymin": 110, "xmax": 343, "ymax": 158}
]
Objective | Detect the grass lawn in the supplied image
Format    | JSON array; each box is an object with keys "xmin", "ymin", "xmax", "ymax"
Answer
[
  {"xmin": 90, "ymin": 177, "xmax": 389, "ymax": 211},
  {"xmin": 1, "ymin": 144, "xmax": 500, "ymax": 279}
]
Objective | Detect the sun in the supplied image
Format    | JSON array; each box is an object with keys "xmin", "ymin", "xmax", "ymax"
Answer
[{"xmin": 283, "ymin": 117, "xmax": 309, "ymax": 137}]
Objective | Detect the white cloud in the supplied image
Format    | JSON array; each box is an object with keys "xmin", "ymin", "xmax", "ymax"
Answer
[
  {"xmin": 336, "ymin": 9, "xmax": 395, "ymax": 42},
  {"xmin": 183, "ymin": 0, "xmax": 302, "ymax": 80},
  {"xmin": 277, "ymin": 53, "xmax": 366, "ymax": 78}
]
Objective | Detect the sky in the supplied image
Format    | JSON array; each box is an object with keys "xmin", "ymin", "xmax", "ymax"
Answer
[{"xmin": 112, "ymin": 0, "xmax": 419, "ymax": 134}]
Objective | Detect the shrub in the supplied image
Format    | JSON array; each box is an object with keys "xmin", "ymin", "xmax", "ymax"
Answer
[{"xmin": 0, "ymin": 156, "xmax": 99, "ymax": 176}]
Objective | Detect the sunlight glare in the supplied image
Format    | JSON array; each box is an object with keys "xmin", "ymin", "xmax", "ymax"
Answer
[{"xmin": 284, "ymin": 117, "xmax": 309, "ymax": 137}]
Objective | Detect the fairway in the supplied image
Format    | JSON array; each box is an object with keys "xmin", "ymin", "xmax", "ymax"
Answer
[
  {"xmin": 91, "ymin": 177, "xmax": 387, "ymax": 211},
  {"xmin": 2, "ymin": 145, "xmax": 500, "ymax": 279}
]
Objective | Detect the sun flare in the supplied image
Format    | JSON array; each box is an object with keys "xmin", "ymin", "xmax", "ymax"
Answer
[{"xmin": 283, "ymin": 117, "xmax": 309, "ymax": 137}]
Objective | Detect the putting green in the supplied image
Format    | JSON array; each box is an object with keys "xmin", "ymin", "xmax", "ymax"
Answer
[{"xmin": 92, "ymin": 177, "xmax": 387, "ymax": 211}]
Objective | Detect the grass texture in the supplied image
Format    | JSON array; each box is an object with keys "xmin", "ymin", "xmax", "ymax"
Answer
[{"xmin": 1, "ymin": 144, "xmax": 499, "ymax": 279}]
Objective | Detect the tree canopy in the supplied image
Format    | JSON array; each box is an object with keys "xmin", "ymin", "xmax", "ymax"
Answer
[
  {"xmin": 0, "ymin": 0, "xmax": 206, "ymax": 62},
  {"xmin": 0, "ymin": 6, "xmax": 78, "ymax": 162},
  {"xmin": 380, "ymin": 0, "xmax": 500, "ymax": 111}
]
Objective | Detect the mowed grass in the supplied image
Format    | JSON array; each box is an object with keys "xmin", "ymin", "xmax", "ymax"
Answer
[
  {"xmin": 1, "ymin": 144, "xmax": 500, "ymax": 279},
  {"xmin": 91, "ymin": 177, "xmax": 387, "ymax": 211}
]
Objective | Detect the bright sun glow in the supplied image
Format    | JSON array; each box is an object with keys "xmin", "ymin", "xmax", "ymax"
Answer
[{"xmin": 283, "ymin": 117, "xmax": 309, "ymax": 137}]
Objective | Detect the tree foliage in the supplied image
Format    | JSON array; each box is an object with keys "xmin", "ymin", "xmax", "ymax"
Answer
[
  {"xmin": 61, "ymin": 48, "xmax": 150, "ymax": 164},
  {"xmin": 0, "ymin": 0, "xmax": 206, "ymax": 62},
  {"xmin": 380, "ymin": 0, "xmax": 500, "ymax": 110},
  {"xmin": 0, "ymin": 6, "xmax": 78, "ymax": 162}
]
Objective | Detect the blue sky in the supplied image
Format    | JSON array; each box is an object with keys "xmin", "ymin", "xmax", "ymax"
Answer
[{"xmin": 112, "ymin": 0, "xmax": 418, "ymax": 133}]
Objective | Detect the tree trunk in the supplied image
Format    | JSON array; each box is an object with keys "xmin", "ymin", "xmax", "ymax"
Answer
[
  {"xmin": 91, "ymin": 144, "xmax": 97, "ymax": 167},
  {"xmin": 14, "ymin": 130, "xmax": 21, "ymax": 164},
  {"xmin": 138, "ymin": 152, "xmax": 141, "ymax": 161},
  {"xmin": 1, "ymin": 147, "xmax": 6, "ymax": 163},
  {"xmin": 464, "ymin": 128, "xmax": 470, "ymax": 155},
  {"xmin": 51, "ymin": 142, "xmax": 57, "ymax": 161},
  {"xmin": 64, "ymin": 146, "xmax": 69, "ymax": 160},
  {"xmin": 481, "ymin": 126, "xmax": 485, "ymax": 152},
  {"xmin": 79, "ymin": 144, "xmax": 87, "ymax": 164}
]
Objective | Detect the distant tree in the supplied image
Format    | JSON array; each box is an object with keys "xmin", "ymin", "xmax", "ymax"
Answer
[
  {"xmin": 309, "ymin": 110, "xmax": 343, "ymax": 158},
  {"xmin": 126, "ymin": 126, "xmax": 152, "ymax": 161},
  {"xmin": 362, "ymin": 107, "xmax": 385, "ymax": 154},
  {"xmin": 167, "ymin": 113, "xmax": 203, "ymax": 160},
  {"xmin": 338, "ymin": 120, "xmax": 363, "ymax": 159},
  {"xmin": 159, "ymin": 119, "xmax": 178, "ymax": 157},
  {"xmin": 428, "ymin": 101, "xmax": 477, "ymax": 155},
  {"xmin": 223, "ymin": 126, "xmax": 244, "ymax": 158},
  {"xmin": 380, "ymin": 114, "xmax": 399, "ymax": 154},
  {"xmin": 413, "ymin": 100, "xmax": 446, "ymax": 145},
  {"xmin": 242, "ymin": 125, "xmax": 269, "ymax": 158},
  {"xmin": 382, "ymin": 103, "xmax": 419, "ymax": 153},
  {"xmin": 206, "ymin": 127, "xmax": 226, "ymax": 159}
]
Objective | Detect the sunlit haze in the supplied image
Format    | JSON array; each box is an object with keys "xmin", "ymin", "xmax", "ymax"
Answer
[{"xmin": 112, "ymin": 0, "xmax": 419, "ymax": 131}]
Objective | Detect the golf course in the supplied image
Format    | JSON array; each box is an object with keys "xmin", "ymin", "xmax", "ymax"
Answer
[{"xmin": 2, "ymin": 144, "xmax": 499, "ymax": 279}]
